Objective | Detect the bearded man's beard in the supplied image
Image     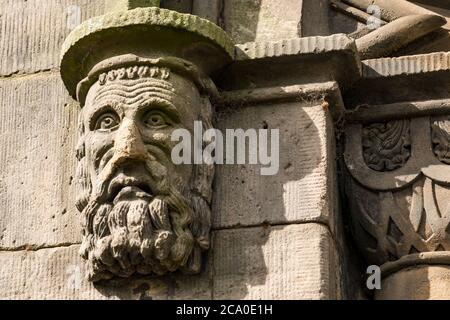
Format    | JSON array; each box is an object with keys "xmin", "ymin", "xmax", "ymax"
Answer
[{"xmin": 77, "ymin": 167, "xmax": 211, "ymax": 282}]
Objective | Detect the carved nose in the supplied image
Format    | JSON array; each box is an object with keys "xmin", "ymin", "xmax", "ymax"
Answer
[
  {"xmin": 92, "ymin": 119, "xmax": 147, "ymax": 201},
  {"xmin": 114, "ymin": 118, "xmax": 146, "ymax": 161}
]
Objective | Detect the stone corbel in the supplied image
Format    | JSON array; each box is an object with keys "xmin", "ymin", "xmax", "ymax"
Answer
[
  {"xmin": 60, "ymin": 0, "xmax": 233, "ymax": 282},
  {"xmin": 216, "ymin": 34, "xmax": 362, "ymax": 122}
]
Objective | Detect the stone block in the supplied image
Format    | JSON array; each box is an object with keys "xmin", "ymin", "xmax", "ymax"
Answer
[
  {"xmin": 0, "ymin": 245, "xmax": 211, "ymax": 299},
  {"xmin": 212, "ymin": 223, "xmax": 340, "ymax": 299},
  {"xmin": 300, "ymin": 0, "xmax": 330, "ymax": 36},
  {"xmin": 0, "ymin": 0, "xmax": 106, "ymax": 76},
  {"xmin": 160, "ymin": 0, "xmax": 192, "ymax": 13},
  {"xmin": 192, "ymin": 0, "xmax": 221, "ymax": 24},
  {"xmin": 0, "ymin": 224, "xmax": 340, "ymax": 299},
  {"xmin": 213, "ymin": 102, "xmax": 337, "ymax": 229},
  {"xmin": 106, "ymin": 0, "xmax": 160, "ymax": 12},
  {"xmin": 223, "ymin": 0, "xmax": 303, "ymax": 44},
  {"xmin": 376, "ymin": 265, "xmax": 450, "ymax": 300},
  {"xmin": 0, "ymin": 73, "xmax": 81, "ymax": 249}
]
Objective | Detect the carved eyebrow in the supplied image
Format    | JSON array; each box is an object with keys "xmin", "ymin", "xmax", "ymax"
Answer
[{"xmin": 136, "ymin": 97, "xmax": 181, "ymax": 123}]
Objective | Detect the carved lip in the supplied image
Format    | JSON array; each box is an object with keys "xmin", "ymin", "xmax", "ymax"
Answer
[{"xmin": 107, "ymin": 174, "xmax": 153, "ymax": 202}]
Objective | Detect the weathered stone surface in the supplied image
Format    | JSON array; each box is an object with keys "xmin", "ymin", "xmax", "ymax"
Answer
[
  {"xmin": 192, "ymin": 0, "xmax": 221, "ymax": 25},
  {"xmin": 329, "ymin": 7, "xmax": 368, "ymax": 36},
  {"xmin": 356, "ymin": 14, "xmax": 446, "ymax": 60},
  {"xmin": 0, "ymin": 244, "xmax": 212, "ymax": 299},
  {"xmin": 160, "ymin": 0, "xmax": 193, "ymax": 14},
  {"xmin": 0, "ymin": 73, "xmax": 81, "ymax": 249},
  {"xmin": 376, "ymin": 265, "xmax": 450, "ymax": 300},
  {"xmin": 59, "ymin": 1, "xmax": 233, "ymax": 283},
  {"xmin": 76, "ymin": 64, "xmax": 216, "ymax": 282},
  {"xmin": 362, "ymin": 51, "xmax": 450, "ymax": 78},
  {"xmin": 219, "ymin": 34, "xmax": 361, "ymax": 92},
  {"xmin": 106, "ymin": 0, "xmax": 161, "ymax": 12},
  {"xmin": 222, "ymin": 0, "xmax": 303, "ymax": 44},
  {"xmin": 346, "ymin": 98, "xmax": 450, "ymax": 124},
  {"xmin": 235, "ymin": 34, "xmax": 357, "ymax": 61},
  {"xmin": 0, "ymin": 224, "xmax": 339, "ymax": 300},
  {"xmin": 343, "ymin": 0, "xmax": 444, "ymax": 23},
  {"xmin": 213, "ymin": 102, "xmax": 337, "ymax": 229},
  {"xmin": 0, "ymin": 0, "xmax": 106, "ymax": 76},
  {"xmin": 212, "ymin": 223, "xmax": 340, "ymax": 299},
  {"xmin": 300, "ymin": 0, "xmax": 330, "ymax": 36},
  {"xmin": 344, "ymin": 52, "xmax": 450, "ymax": 108}
]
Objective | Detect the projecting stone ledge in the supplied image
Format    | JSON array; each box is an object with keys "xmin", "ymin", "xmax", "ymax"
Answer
[
  {"xmin": 362, "ymin": 51, "xmax": 450, "ymax": 78},
  {"xmin": 218, "ymin": 34, "xmax": 361, "ymax": 91},
  {"xmin": 344, "ymin": 51, "xmax": 450, "ymax": 107},
  {"xmin": 235, "ymin": 34, "xmax": 358, "ymax": 60}
]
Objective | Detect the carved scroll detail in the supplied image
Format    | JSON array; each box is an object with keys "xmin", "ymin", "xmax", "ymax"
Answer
[
  {"xmin": 362, "ymin": 120, "xmax": 411, "ymax": 171},
  {"xmin": 432, "ymin": 116, "xmax": 450, "ymax": 164},
  {"xmin": 347, "ymin": 176, "xmax": 450, "ymax": 266}
]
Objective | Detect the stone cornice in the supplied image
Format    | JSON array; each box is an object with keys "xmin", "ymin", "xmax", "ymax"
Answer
[
  {"xmin": 217, "ymin": 81, "xmax": 345, "ymax": 121},
  {"xmin": 217, "ymin": 34, "xmax": 361, "ymax": 92},
  {"xmin": 235, "ymin": 34, "xmax": 357, "ymax": 61},
  {"xmin": 362, "ymin": 52, "xmax": 450, "ymax": 78},
  {"xmin": 344, "ymin": 52, "xmax": 450, "ymax": 112},
  {"xmin": 346, "ymin": 98, "xmax": 450, "ymax": 124}
]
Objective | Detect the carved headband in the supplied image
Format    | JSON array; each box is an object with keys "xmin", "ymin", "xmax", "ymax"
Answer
[{"xmin": 76, "ymin": 54, "xmax": 219, "ymax": 107}]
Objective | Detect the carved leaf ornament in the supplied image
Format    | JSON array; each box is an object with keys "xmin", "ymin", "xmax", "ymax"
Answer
[{"xmin": 344, "ymin": 116, "xmax": 450, "ymax": 271}]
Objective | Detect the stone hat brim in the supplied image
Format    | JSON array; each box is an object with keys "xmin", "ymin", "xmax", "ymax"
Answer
[{"xmin": 60, "ymin": 7, "xmax": 234, "ymax": 101}]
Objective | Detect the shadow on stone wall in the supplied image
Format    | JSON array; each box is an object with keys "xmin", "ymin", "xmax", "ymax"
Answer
[
  {"xmin": 222, "ymin": 0, "xmax": 262, "ymax": 44},
  {"xmin": 160, "ymin": 0, "xmax": 193, "ymax": 14},
  {"xmin": 208, "ymin": 100, "xmax": 323, "ymax": 299}
]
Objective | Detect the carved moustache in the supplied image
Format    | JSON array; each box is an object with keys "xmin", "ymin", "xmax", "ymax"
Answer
[
  {"xmin": 91, "ymin": 145, "xmax": 170, "ymax": 204},
  {"xmin": 80, "ymin": 148, "xmax": 195, "ymax": 280}
]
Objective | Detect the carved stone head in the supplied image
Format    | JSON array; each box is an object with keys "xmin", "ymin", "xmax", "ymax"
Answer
[
  {"xmin": 74, "ymin": 62, "xmax": 216, "ymax": 281},
  {"xmin": 60, "ymin": 6, "xmax": 232, "ymax": 281}
]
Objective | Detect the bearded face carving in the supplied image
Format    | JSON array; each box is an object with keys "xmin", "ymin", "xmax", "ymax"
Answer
[{"xmin": 75, "ymin": 66, "xmax": 214, "ymax": 282}]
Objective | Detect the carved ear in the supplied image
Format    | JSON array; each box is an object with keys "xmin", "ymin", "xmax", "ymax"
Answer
[
  {"xmin": 191, "ymin": 96, "xmax": 215, "ymax": 203},
  {"xmin": 188, "ymin": 96, "xmax": 214, "ymax": 268},
  {"xmin": 75, "ymin": 157, "xmax": 92, "ymax": 212},
  {"xmin": 75, "ymin": 113, "xmax": 86, "ymax": 161},
  {"xmin": 75, "ymin": 114, "xmax": 92, "ymax": 212}
]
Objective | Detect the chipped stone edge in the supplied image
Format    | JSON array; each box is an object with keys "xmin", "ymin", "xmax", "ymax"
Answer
[
  {"xmin": 235, "ymin": 34, "xmax": 359, "ymax": 61},
  {"xmin": 362, "ymin": 51, "xmax": 450, "ymax": 78}
]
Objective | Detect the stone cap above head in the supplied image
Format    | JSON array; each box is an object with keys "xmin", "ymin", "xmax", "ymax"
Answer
[{"xmin": 60, "ymin": 6, "xmax": 234, "ymax": 103}]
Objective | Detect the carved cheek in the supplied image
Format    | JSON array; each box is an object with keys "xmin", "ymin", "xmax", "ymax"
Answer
[
  {"xmin": 151, "ymin": 131, "xmax": 174, "ymax": 150},
  {"xmin": 144, "ymin": 129, "xmax": 194, "ymax": 188},
  {"xmin": 86, "ymin": 133, "xmax": 115, "ymax": 177}
]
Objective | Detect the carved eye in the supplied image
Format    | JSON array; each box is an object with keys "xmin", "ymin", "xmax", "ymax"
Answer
[
  {"xmin": 143, "ymin": 111, "xmax": 169, "ymax": 128},
  {"xmin": 95, "ymin": 112, "xmax": 120, "ymax": 131}
]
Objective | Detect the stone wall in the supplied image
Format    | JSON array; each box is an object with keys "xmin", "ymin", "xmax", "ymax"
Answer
[{"xmin": 0, "ymin": 0, "xmax": 347, "ymax": 299}]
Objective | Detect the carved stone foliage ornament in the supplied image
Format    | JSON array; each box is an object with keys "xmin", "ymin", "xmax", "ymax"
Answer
[
  {"xmin": 344, "ymin": 116, "xmax": 450, "ymax": 276},
  {"xmin": 60, "ymin": 5, "xmax": 233, "ymax": 281},
  {"xmin": 432, "ymin": 117, "xmax": 450, "ymax": 164},
  {"xmin": 362, "ymin": 120, "xmax": 411, "ymax": 171}
]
